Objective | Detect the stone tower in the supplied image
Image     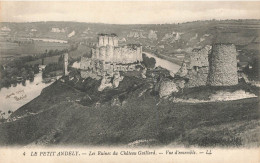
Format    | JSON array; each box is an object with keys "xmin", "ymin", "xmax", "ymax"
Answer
[
  {"xmin": 64, "ymin": 53, "xmax": 69, "ymax": 76},
  {"xmin": 208, "ymin": 44, "xmax": 238, "ymax": 86},
  {"xmin": 97, "ymin": 34, "xmax": 118, "ymax": 47}
]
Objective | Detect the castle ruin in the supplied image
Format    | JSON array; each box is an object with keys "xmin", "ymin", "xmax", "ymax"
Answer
[
  {"xmin": 176, "ymin": 44, "xmax": 238, "ymax": 87},
  {"xmin": 79, "ymin": 34, "xmax": 143, "ymax": 91},
  {"xmin": 91, "ymin": 34, "xmax": 142, "ymax": 64}
]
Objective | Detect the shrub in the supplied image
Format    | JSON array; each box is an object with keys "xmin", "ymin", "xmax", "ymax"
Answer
[{"xmin": 142, "ymin": 53, "xmax": 156, "ymax": 69}]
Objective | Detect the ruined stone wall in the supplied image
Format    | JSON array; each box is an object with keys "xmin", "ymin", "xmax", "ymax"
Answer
[
  {"xmin": 187, "ymin": 45, "xmax": 211, "ymax": 69},
  {"xmin": 91, "ymin": 48, "xmax": 96, "ymax": 59},
  {"xmin": 98, "ymin": 36, "xmax": 104, "ymax": 46},
  {"xmin": 137, "ymin": 46, "xmax": 143, "ymax": 62},
  {"xmin": 176, "ymin": 46, "xmax": 211, "ymax": 88},
  {"xmin": 103, "ymin": 36, "xmax": 108, "ymax": 46},
  {"xmin": 95, "ymin": 48, "xmax": 99, "ymax": 60},
  {"xmin": 113, "ymin": 37, "xmax": 119, "ymax": 46},
  {"xmin": 114, "ymin": 47, "xmax": 121, "ymax": 63},
  {"xmin": 64, "ymin": 53, "xmax": 69, "ymax": 76},
  {"xmin": 108, "ymin": 36, "xmax": 114, "ymax": 46},
  {"xmin": 185, "ymin": 67, "xmax": 209, "ymax": 87},
  {"xmin": 93, "ymin": 44, "xmax": 142, "ymax": 64},
  {"xmin": 99, "ymin": 46, "xmax": 106, "ymax": 61},
  {"xmin": 80, "ymin": 56, "xmax": 141, "ymax": 79},
  {"xmin": 208, "ymin": 44, "xmax": 238, "ymax": 86},
  {"xmin": 106, "ymin": 45, "xmax": 114, "ymax": 62},
  {"xmin": 121, "ymin": 46, "xmax": 128, "ymax": 64},
  {"xmin": 95, "ymin": 34, "xmax": 141, "ymax": 64},
  {"xmin": 129, "ymin": 48, "xmax": 138, "ymax": 63}
]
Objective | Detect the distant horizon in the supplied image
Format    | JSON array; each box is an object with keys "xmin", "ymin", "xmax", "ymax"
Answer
[
  {"xmin": 1, "ymin": 1, "xmax": 260, "ymax": 24},
  {"xmin": 1, "ymin": 18, "xmax": 260, "ymax": 25}
]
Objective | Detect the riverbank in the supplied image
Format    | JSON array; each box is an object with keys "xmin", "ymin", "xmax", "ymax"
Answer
[
  {"xmin": 156, "ymin": 53, "xmax": 183, "ymax": 66},
  {"xmin": 0, "ymin": 71, "xmax": 54, "ymax": 119}
]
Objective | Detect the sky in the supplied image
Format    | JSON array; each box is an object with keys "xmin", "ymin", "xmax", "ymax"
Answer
[{"xmin": 1, "ymin": 1, "xmax": 260, "ymax": 24}]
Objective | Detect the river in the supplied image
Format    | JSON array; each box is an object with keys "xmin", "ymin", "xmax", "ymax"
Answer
[
  {"xmin": 0, "ymin": 71, "xmax": 55, "ymax": 118},
  {"xmin": 22, "ymin": 38, "xmax": 68, "ymax": 44},
  {"xmin": 143, "ymin": 52, "xmax": 181, "ymax": 73}
]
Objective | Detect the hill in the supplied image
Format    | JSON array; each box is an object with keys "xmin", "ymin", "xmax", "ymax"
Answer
[{"xmin": 0, "ymin": 69, "xmax": 259, "ymax": 147}]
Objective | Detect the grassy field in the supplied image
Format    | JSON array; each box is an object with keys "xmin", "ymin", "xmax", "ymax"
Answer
[
  {"xmin": 0, "ymin": 41, "xmax": 69, "ymax": 58},
  {"xmin": 26, "ymin": 55, "xmax": 60, "ymax": 65},
  {"xmin": 68, "ymin": 44, "xmax": 92, "ymax": 59}
]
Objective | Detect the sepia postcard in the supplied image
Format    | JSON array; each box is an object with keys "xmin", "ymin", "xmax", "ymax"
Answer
[{"xmin": 0, "ymin": 1, "xmax": 259, "ymax": 162}]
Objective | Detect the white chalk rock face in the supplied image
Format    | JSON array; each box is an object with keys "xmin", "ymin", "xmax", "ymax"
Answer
[
  {"xmin": 112, "ymin": 72, "xmax": 124, "ymax": 88},
  {"xmin": 176, "ymin": 62, "xmax": 188, "ymax": 77},
  {"xmin": 159, "ymin": 80, "xmax": 179, "ymax": 98},
  {"xmin": 148, "ymin": 30, "xmax": 158, "ymax": 40},
  {"xmin": 141, "ymin": 68, "xmax": 147, "ymax": 79},
  {"xmin": 98, "ymin": 76, "xmax": 113, "ymax": 91},
  {"xmin": 68, "ymin": 31, "xmax": 75, "ymax": 37},
  {"xmin": 72, "ymin": 61, "xmax": 81, "ymax": 69}
]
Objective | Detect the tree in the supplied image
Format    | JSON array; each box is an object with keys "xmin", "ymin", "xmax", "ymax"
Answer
[
  {"xmin": 58, "ymin": 54, "xmax": 64, "ymax": 64},
  {"xmin": 142, "ymin": 53, "xmax": 156, "ymax": 69},
  {"xmin": 21, "ymin": 68, "xmax": 28, "ymax": 80},
  {"xmin": 8, "ymin": 110, "xmax": 13, "ymax": 114}
]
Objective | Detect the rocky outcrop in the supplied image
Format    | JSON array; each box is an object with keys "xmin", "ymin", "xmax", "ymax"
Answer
[
  {"xmin": 189, "ymin": 33, "xmax": 198, "ymax": 41},
  {"xmin": 175, "ymin": 79, "xmax": 186, "ymax": 89},
  {"xmin": 119, "ymin": 37, "xmax": 126, "ymax": 42},
  {"xmin": 148, "ymin": 30, "xmax": 157, "ymax": 40},
  {"xmin": 141, "ymin": 68, "xmax": 147, "ymax": 79},
  {"xmin": 112, "ymin": 72, "xmax": 124, "ymax": 88},
  {"xmin": 111, "ymin": 97, "xmax": 121, "ymax": 107},
  {"xmin": 176, "ymin": 63, "xmax": 188, "ymax": 77},
  {"xmin": 51, "ymin": 28, "xmax": 65, "ymax": 33},
  {"xmin": 127, "ymin": 31, "xmax": 146, "ymax": 38},
  {"xmin": 97, "ymin": 72, "xmax": 125, "ymax": 91},
  {"xmin": 68, "ymin": 31, "xmax": 75, "ymax": 38},
  {"xmin": 98, "ymin": 76, "xmax": 113, "ymax": 91},
  {"xmin": 161, "ymin": 31, "xmax": 182, "ymax": 42},
  {"xmin": 159, "ymin": 80, "xmax": 179, "ymax": 98}
]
